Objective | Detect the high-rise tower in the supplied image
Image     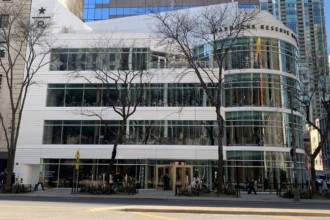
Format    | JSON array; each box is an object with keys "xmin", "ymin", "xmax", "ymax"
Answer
[{"xmin": 260, "ymin": 0, "xmax": 329, "ymax": 122}]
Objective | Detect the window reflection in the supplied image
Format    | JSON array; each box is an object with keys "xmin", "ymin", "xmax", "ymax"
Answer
[
  {"xmin": 225, "ymin": 111, "xmax": 303, "ymax": 148},
  {"xmin": 194, "ymin": 37, "xmax": 298, "ymax": 76},
  {"xmin": 46, "ymin": 83, "xmax": 213, "ymax": 107},
  {"xmin": 42, "ymin": 120, "xmax": 218, "ymax": 145},
  {"xmin": 50, "ymin": 48, "xmax": 148, "ymax": 71},
  {"xmin": 224, "ymin": 73, "xmax": 300, "ymax": 109}
]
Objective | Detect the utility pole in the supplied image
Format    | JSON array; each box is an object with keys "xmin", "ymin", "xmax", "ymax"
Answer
[{"xmin": 289, "ymin": 86, "xmax": 300, "ymax": 201}]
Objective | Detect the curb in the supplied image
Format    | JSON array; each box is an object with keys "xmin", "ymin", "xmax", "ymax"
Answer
[
  {"xmin": 88, "ymin": 206, "xmax": 330, "ymax": 217},
  {"xmin": 2, "ymin": 190, "xmax": 330, "ymax": 217}
]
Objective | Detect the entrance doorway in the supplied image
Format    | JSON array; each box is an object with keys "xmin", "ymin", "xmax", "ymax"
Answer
[{"xmin": 155, "ymin": 165, "xmax": 193, "ymax": 190}]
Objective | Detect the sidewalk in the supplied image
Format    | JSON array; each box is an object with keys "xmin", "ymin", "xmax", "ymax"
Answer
[
  {"xmin": 17, "ymin": 188, "xmax": 318, "ymax": 201},
  {"xmin": 4, "ymin": 188, "xmax": 330, "ymax": 217},
  {"xmin": 19, "ymin": 187, "xmax": 286, "ymax": 201}
]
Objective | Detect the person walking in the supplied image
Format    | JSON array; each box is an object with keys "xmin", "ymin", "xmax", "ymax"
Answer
[
  {"xmin": 34, "ymin": 172, "xmax": 45, "ymax": 191},
  {"xmin": 248, "ymin": 177, "xmax": 257, "ymax": 195}
]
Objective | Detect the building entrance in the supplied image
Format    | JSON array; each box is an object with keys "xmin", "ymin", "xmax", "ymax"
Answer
[{"xmin": 155, "ymin": 165, "xmax": 193, "ymax": 190}]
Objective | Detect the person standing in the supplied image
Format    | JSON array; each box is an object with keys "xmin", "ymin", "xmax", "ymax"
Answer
[
  {"xmin": 34, "ymin": 172, "xmax": 45, "ymax": 190},
  {"xmin": 322, "ymin": 180, "xmax": 328, "ymax": 195},
  {"xmin": 263, "ymin": 178, "xmax": 269, "ymax": 191},
  {"xmin": 0, "ymin": 172, "xmax": 4, "ymax": 191},
  {"xmin": 162, "ymin": 173, "xmax": 170, "ymax": 190}
]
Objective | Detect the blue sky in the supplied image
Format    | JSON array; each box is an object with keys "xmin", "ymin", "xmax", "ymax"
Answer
[{"xmin": 326, "ymin": 0, "xmax": 330, "ymax": 52}]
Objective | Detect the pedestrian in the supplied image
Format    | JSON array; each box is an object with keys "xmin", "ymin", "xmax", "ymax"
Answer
[
  {"xmin": 162, "ymin": 173, "xmax": 170, "ymax": 190},
  {"xmin": 34, "ymin": 172, "xmax": 45, "ymax": 190},
  {"xmin": 114, "ymin": 172, "xmax": 123, "ymax": 189},
  {"xmin": 0, "ymin": 172, "xmax": 3, "ymax": 185},
  {"xmin": 248, "ymin": 178, "xmax": 257, "ymax": 195},
  {"xmin": 0, "ymin": 172, "xmax": 4, "ymax": 191},
  {"xmin": 263, "ymin": 178, "xmax": 269, "ymax": 191},
  {"xmin": 245, "ymin": 177, "xmax": 249, "ymax": 192},
  {"xmin": 322, "ymin": 180, "xmax": 328, "ymax": 194},
  {"xmin": 2, "ymin": 171, "xmax": 7, "ymax": 192}
]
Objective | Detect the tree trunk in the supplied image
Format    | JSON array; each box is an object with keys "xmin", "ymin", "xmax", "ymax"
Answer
[
  {"xmin": 310, "ymin": 157, "xmax": 316, "ymax": 192},
  {"xmin": 216, "ymin": 114, "xmax": 224, "ymax": 195},
  {"xmin": 109, "ymin": 122, "xmax": 126, "ymax": 175},
  {"xmin": 5, "ymin": 148, "xmax": 15, "ymax": 191}
]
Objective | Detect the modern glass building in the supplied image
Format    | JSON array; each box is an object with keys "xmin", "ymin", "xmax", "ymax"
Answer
[
  {"xmin": 82, "ymin": 0, "xmax": 329, "ymax": 121},
  {"xmin": 14, "ymin": 1, "xmax": 305, "ymax": 191},
  {"xmin": 260, "ymin": 0, "xmax": 329, "ymax": 124},
  {"xmin": 83, "ymin": 0, "xmax": 260, "ymax": 21},
  {"xmin": 260, "ymin": 0, "xmax": 329, "ymax": 177}
]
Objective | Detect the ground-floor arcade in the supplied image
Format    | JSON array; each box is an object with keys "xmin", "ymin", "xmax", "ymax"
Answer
[{"xmin": 36, "ymin": 158, "xmax": 306, "ymax": 192}]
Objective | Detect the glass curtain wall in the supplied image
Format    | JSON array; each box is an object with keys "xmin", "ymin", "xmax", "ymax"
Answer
[
  {"xmin": 194, "ymin": 37, "xmax": 299, "ymax": 76},
  {"xmin": 42, "ymin": 120, "xmax": 218, "ymax": 146},
  {"xmin": 46, "ymin": 83, "xmax": 212, "ymax": 107}
]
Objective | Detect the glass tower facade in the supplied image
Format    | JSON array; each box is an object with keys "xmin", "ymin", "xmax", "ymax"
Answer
[
  {"xmin": 82, "ymin": 1, "xmax": 328, "ymax": 121},
  {"xmin": 261, "ymin": 0, "xmax": 329, "ymax": 121},
  {"xmin": 83, "ymin": 0, "xmax": 260, "ymax": 21},
  {"xmin": 261, "ymin": 0, "xmax": 329, "ymax": 176}
]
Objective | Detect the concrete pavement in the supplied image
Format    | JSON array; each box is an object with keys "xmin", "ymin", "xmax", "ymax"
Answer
[
  {"xmin": 17, "ymin": 187, "xmax": 288, "ymax": 201},
  {"xmin": 2, "ymin": 188, "xmax": 330, "ymax": 217}
]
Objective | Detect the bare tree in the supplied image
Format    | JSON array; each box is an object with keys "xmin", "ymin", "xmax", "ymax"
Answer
[
  {"xmin": 301, "ymin": 84, "xmax": 330, "ymax": 192},
  {"xmin": 0, "ymin": 1, "xmax": 52, "ymax": 190},
  {"xmin": 70, "ymin": 38, "xmax": 149, "ymax": 175},
  {"xmin": 153, "ymin": 4, "xmax": 260, "ymax": 194}
]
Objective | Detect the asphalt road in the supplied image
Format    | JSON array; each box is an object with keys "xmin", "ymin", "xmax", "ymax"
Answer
[
  {"xmin": 0, "ymin": 195, "xmax": 329, "ymax": 210},
  {"xmin": 0, "ymin": 197, "xmax": 329, "ymax": 220}
]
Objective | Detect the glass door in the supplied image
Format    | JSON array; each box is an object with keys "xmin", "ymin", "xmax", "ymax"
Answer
[
  {"xmin": 174, "ymin": 165, "xmax": 193, "ymax": 190},
  {"xmin": 155, "ymin": 165, "xmax": 173, "ymax": 190}
]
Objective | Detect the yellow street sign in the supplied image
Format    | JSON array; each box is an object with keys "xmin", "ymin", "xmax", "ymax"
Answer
[{"xmin": 75, "ymin": 150, "xmax": 80, "ymax": 160}]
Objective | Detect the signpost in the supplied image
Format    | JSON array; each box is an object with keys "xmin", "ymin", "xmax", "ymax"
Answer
[
  {"xmin": 75, "ymin": 150, "xmax": 80, "ymax": 169},
  {"xmin": 72, "ymin": 150, "xmax": 80, "ymax": 194}
]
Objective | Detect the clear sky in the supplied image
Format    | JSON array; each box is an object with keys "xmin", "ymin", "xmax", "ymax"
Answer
[{"xmin": 325, "ymin": 0, "xmax": 330, "ymax": 52}]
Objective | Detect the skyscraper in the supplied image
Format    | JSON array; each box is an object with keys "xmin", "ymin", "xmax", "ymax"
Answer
[{"xmin": 260, "ymin": 0, "xmax": 329, "ymax": 123}]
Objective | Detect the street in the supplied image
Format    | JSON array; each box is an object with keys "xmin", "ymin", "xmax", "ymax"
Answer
[{"xmin": 0, "ymin": 195, "xmax": 330, "ymax": 220}]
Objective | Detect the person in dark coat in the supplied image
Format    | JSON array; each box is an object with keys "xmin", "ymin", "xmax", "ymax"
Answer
[
  {"xmin": 0, "ymin": 172, "xmax": 4, "ymax": 185},
  {"xmin": 162, "ymin": 173, "xmax": 170, "ymax": 190},
  {"xmin": 0, "ymin": 172, "xmax": 4, "ymax": 192},
  {"xmin": 248, "ymin": 178, "xmax": 257, "ymax": 195},
  {"xmin": 263, "ymin": 178, "xmax": 269, "ymax": 191}
]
